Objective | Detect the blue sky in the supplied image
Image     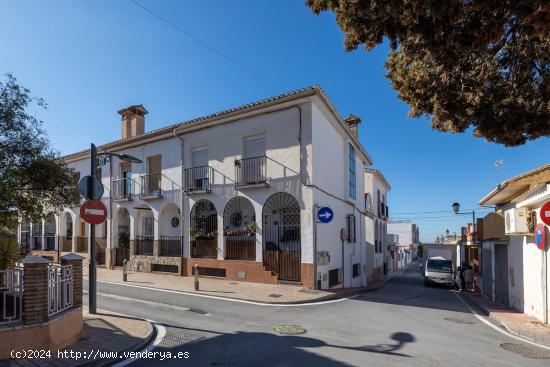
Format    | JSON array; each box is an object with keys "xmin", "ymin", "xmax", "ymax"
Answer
[{"xmin": 1, "ymin": 0, "xmax": 548, "ymax": 241}]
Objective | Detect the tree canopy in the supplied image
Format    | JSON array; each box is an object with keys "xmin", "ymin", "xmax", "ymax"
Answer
[
  {"xmin": 0, "ymin": 74, "xmax": 79, "ymax": 226},
  {"xmin": 307, "ymin": 1, "xmax": 550, "ymax": 146}
]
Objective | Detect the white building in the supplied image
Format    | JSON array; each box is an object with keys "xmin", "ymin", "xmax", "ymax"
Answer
[
  {"xmin": 387, "ymin": 220, "xmax": 420, "ymax": 268},
  {"xmin": 479, "ymin": 163, "xmax": 550, "ymax": 324},
  {"xmin": 18, "ymin": 86, "xmax": 391, "ymax": 290},
  {"xmin": 364, "ymin": 169, "xmax": 390, "ymax": 280}
]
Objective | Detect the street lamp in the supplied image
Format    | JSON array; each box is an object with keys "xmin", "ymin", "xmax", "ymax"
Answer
[
  {"xmin": 451, "ymin": 202, "xmax": 478, "ymax": 290},
  {"xmin": 88, "ymin": 143, "xmax": 142, "ymax": 314}
]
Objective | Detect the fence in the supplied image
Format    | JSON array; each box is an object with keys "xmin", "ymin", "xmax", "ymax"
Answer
[
  {"xmin": 47, "ymin": 264, "xmax": 73, "ymax": 317},
  {"xmin": 160, "ymin": 236, "xmax": 182, "ymax": 257},
  {"xmin": 191, "ymin": 238, "xmax": 217, "ymax": 258},
  {"xmin": 225, "ymin": 235, "xmax": 256, "ymax": 260},
  {"xmin": 235, "ymin": 156, "xmax": 268, "ymax": 187},
  {"xmin": 135, "ymin": 236, "xmax": 154, "ymax": 256},
  {"xmin": 184, "ymin": 165, "xmax": 213, "ymax": 192},
  {"xmin": 0, "ymin": 267, "xmax": 23, "ymax": 325},
  {"xmin": 140, "ymin": 173, "xmax": 163, "ymax": 198}
]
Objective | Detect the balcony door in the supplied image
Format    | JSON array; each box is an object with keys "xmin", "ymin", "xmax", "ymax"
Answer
[
  {"xmin": 147, "ymin": 155, "xmax": 161, "ymax": 196},
  {"xmin": 121, "ymin": 162, "xmax": 132, "ymax": 198},
  {"xmin": 191, "ymin": 148, "xmax": 209, "ymax": 190},
  {"xmin": 243, "ymin": 136, "xmax": 265, "ymax": 183}
]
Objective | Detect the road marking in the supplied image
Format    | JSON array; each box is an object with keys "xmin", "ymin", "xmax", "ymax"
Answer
[
  {"xmin": 94, "ymin": 279, "xmax": 354, "ymax": 307},
  {"xmin": 454, "ymin": 292, "xmax": 550, "ymax": 351},
  {"xmin": 84, "ymin": 290, "xmax": 194, "ymax": 312}
]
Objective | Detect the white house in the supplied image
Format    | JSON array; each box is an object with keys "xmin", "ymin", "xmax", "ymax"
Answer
[
  {"xmin": 479, "ymin": 163, "xmax": 550, "ymax": 324},
  {"xmin": 364, "ymin": 169, "xmax": 390, "ymax": 281},
  {"xmin": 387, "ymin": 220, "xmax": 420, "ymax": 268},
  {"xmin": 18, "ymin": 86, "xmax": 390, "ymax": 290}
]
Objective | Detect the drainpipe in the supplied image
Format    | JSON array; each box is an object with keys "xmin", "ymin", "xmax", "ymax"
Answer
[{"xmin": 173, "ymin": 130, "xmax": 185, "ymax": 275}]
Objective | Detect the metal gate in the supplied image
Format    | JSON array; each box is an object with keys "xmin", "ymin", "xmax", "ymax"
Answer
[
  {"xmin": 263, "ymin": 193, "xmax": 301, "ymax": 282},
  {"xmin": 495, "ymin": 244, "xmax": 509, "ymax": 305},
  {"xmin": 482, "ymin": 247, "xmax": 493, "ymax": 299}
]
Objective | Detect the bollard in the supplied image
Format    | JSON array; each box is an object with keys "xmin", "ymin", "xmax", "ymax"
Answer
[
  {"xmin": 123, "ymin": 259, "xmax": 128, "ymax": 282},
  {"xmin": 194, "ymin": 264, "xmax": 200, "ymax": 291}
]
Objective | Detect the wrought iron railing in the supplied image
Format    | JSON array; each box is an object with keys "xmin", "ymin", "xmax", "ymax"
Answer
[
  {"xmin": 61, "ymin": 236, "xmax": 72, "ymax": 252},
  {"xmin": 159, "ymin": 236, "xmax": 182, "ymax": 257},
  {"xmin": 47, "ymin": 264, "xmax": 73, "ymax": 317},
  {"xmin": 135, "ymin": 236, "xmax": 154, "ymax": 256},
  {"xmin": 184, "ymin": 165, "xmax": 213, "ymax": 192},
  {"xmin": 225, "ymin": 235, "xmax": 255, "ymax": 260},
  {"xmin": 191, "ymin": 238, "xmax": 217, "ymax": 258},
  {"xmin": 0, "ymin": 266, "xmax": 23, "ymax": 325},
  {"xmin": 140, "ymin": 173, "xmax": 163, "ymax": 198},
  {"xmin": 44, "ymin": 235, "xmax": 56, "ymax": 250},
  {"xmin": 112, "ymin": 178, "xmax": 135, "ymax": 200},
  {"xmin": 234, "ymin": 156, "xmax": 268, "ymax": 188}
]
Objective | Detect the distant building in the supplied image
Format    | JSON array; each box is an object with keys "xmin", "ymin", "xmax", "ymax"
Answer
[{"xmin": 387, "ymin": 220, "xmax": 420, "ymax": 268}]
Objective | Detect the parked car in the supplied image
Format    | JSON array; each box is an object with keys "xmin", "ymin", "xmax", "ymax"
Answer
[{"xmin": 424, "ymin": 256, "xmax": 455, "ymax": 288}]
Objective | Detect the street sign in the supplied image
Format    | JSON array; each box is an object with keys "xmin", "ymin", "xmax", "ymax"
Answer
[
  {"xmin": 535, "ymin": 223, "xmax": 546, "ymax": 250},
  {"xmin": 78, "ymin": 175, "xmax": 104, "ymax": 200},
  {"xmin": 80, "ymin": 200, "xmax": 107, "ymax": 225},
  {"xmin": 317, "ymin": 207, "xmax": 334, "ymax": 223},
  {"xmin": 541, "ymin": 201, "xmax": 550, "ymax": 226}
]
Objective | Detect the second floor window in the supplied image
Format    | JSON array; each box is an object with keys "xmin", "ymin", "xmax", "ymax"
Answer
[{"xmin": 348, "ymin": 144, "xmax": 356, "ymax": 199}]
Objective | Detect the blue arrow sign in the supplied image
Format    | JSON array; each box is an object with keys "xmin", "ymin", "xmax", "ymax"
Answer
[
  {"xmin": 317, "ymin": 207, "xmax": 334, "ymax": 223},
  {"xmin": 536, "ymin": 227, "xmax": 543, "ymax": 246}
]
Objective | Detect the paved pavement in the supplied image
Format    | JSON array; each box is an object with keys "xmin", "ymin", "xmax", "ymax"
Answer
[
  {"xmin": 461, "ymin": 291, "xmax": 550, "ymax": 347},
  {"xmin": 86, "ymin": 267, "xmax": 400, "ymax": 304},
  {"xmin": 82, "ymin": 264, "xmax": 550, "ymax": 366},
  {"xmin": 5, "ymin": 309, "xmax": 154, "ymax": 367}
]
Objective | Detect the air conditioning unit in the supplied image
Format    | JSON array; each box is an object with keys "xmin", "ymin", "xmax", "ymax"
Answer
[{"xmin": 504, "ymin": 207, "xmax": 530, "ymax": 235}]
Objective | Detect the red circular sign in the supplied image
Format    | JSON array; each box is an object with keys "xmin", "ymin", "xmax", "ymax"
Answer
[
  {"xmin": 535, "ymin": 224, "xmax": 546, "ymax": 250},
  {"xmin": 80, "ymin": 199, "xmax": 107, "ymax": 225},
  {"xmin": 541, "ymin": 201, "xmax": 550, "ymax": 226}
]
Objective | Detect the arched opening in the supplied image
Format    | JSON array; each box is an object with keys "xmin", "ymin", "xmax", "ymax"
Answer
[
  {"xmin": 60, "ymin": 212, "xmax": 73, "ymax": 251},
  {"xmin": 114, "ymin": 207, "xmax": 130, "ymax": 266},
  {"xmin": 262, "ymin": 192, "xmax": 301, "ymax": 281},
  {"xmin": 223, "ymin": 197, "xmax": 256, "ymax": 260},
  {"xmin": 159, "ymin": 203, "xmax": 181, "ymax": 257},
  {"xmin": 190, "ymin": 200, "xmax": 217, "ymax": 258},
  {"xmin": 44, "ymin": 215, "xmax": 56, "ymax": 250},
  {"xmin": 31, "ymin": 220, "xmax": 42, "ymax": 250}
]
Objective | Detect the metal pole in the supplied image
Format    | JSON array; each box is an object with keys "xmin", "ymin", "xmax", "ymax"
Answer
[
  {"xmin": 89, "ymin": 143, "xmax": 97, "ymax": 314},
  {"xmin": 194, "ymin": 264, "xmax": 199, "ymax": 291}
]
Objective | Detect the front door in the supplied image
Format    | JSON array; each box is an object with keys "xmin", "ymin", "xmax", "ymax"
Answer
[{"xmin": 494, "ymin": 244, "xmax": 509, "ymax": 305}]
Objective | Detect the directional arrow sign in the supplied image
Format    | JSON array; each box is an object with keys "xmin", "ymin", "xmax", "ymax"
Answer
[{"xmin": 317, "ymin": 207, "xmax": 334, "ymax": 223}]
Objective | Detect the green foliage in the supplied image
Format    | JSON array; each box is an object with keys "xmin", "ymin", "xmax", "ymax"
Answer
[
  {"xmin": 0, "ymin": 240, "xmax": 21, "ymax": 270},
  {"xmin": 307, "ymin": 1, "xmax": 550, "ymax": 146},
  {"xmin": 0, "ymin": 74, "xmax": 79, "ymax": 226}
]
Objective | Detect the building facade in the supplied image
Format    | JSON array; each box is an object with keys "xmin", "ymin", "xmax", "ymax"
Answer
[
  {"xmin": 387, "ymin": 220, "xmax": 420, "ymax": 268},
  {"xmin": 18, "ymin": 86, "xmax": 389, "ymax": 290}
]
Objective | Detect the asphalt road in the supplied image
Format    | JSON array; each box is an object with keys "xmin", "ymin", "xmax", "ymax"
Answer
[{"xmin": 84, "ymin": 265, "xmax": 549, "ymax": 366}]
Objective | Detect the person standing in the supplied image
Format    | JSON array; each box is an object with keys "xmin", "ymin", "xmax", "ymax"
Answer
[
  {"xmin": 459, "ymin": 263, "xmax": 466, "ymax": 291},
  {"xmin": 464, "ymin": 265, "xmax": 473, "ymax": 292}
]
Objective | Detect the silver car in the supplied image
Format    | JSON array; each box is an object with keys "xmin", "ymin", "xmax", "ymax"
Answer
[{"xmin": 424, "ymin": 257, "xmax": 455, "ymax": 287}]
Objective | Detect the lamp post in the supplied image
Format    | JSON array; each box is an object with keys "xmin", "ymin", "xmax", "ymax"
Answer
[
  {"xmin": 452, "ymin": 202, "xmax": 478, "ymax": 290},
  {"xmin": 89, "ymin": 143, "xmax": 141, "ymax": 314}
]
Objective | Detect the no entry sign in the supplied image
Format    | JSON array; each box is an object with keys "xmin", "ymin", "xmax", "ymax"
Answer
[
  {"xmin": 540, "ymin": 201, "xmax": 550, "ymax": 226},
  {"xmin": 80, "ymin": 199, "xmax": 107, "ymax": 225}
]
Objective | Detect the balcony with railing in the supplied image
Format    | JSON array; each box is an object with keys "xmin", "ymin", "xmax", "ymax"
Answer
[
  {"xmin": 234, "ymin": 155, "xmax": 269, "ymax": 189},
  {"xmin": 184, "ymin": 165, "xmax": 213, "ymax": 193},
  {"xmin": 135, "ymin": 236, "xmax": 154, "ymax": 256},
  {"xmin": 140, "ymin": 173, "xmax": 163, "ymax": 199},
  {"xmin": 112, "ymin": 178, "xmax": 135, "ymax": 201}
]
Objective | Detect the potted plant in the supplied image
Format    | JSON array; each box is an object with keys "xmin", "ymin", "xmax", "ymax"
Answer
[{"xmin": 246, "ymin": 221, "xmax": 257, "ymax": 236}]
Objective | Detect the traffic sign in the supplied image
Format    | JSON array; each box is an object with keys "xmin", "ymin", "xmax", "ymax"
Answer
[
  {"xmin": 80, "ymin": 200, "xmax": 107, "ymax": 225},
  {"xmin": 78, "ymin": 176, "xmax": 104, "ymax": 200},
  {"xmin": 541, "ymin": 201, "xmax": 550, "ymax": 226},
  {"xmin": 317, "ymin": 207, "xmax": 334, "ymax": 223},
  {"xmin": 535, "ymin": 223, "xmax": 546, "ymax": 250}
]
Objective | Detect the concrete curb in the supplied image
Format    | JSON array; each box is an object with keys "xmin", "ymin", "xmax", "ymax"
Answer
[{"xmin": 458, "ymin": 292, "xmax": 550, "ymax": 348}]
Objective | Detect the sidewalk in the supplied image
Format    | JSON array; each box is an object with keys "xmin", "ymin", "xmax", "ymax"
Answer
[
  {"xmin": 461, "ymin": 292, "xmax": 550, "ymax": 347},
  {"xmin": 6, "ymin": 308, "xmax": 154, "ymax": 367},
  {"xmin": 85, "ymin": 265, "xmax": 408, "ymax": 304}
]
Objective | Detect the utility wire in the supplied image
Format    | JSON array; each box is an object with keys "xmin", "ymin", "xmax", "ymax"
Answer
[{"xmin": 128, "ymin": 0, "xmax": 279, "ymax": 89}]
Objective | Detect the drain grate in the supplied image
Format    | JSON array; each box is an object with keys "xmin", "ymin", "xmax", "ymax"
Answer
[
  {"xmin": 268, "ymin": 294, "xmax": 283, "ymax": 298},
  {"xmin": 444, "ymin": 317, "xmax": 475, "ymax": 324},
  {"xmin": 160, "ymin": 331, "xmax": 203, "ymax": 348},
  {"xmin": 499, "ymin": 343, "xmax": 550, "ymax": 359},
  {"xmin": 273, "ymin": 324, "xmax": 307, "ymax": 335}
]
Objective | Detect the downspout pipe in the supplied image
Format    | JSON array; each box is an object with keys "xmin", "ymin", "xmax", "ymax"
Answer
[{"xmin": 173, "ymin": 130, "xmax": 185, "ymax": 276}]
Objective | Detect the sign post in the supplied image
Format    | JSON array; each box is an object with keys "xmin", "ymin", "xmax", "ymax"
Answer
[{"xmin": 89, "ymin": 144, "xmax": 98, "ymax": 314}]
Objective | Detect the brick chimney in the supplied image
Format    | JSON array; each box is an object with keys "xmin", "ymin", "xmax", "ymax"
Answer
[
  {"xmin": 344, "ymin": 114, "xmax": 361, "ymax": 139},
  {"xmin": 118, "ymin": 105, "xmax": 148, "ymax": 139}
]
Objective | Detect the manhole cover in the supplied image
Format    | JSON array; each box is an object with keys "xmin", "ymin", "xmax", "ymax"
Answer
[
  {"xmin": 273, "ymin": 324, "xmax": 306, "ymax": 335},
  {"xmin": 444, "ymin": 317, "xmax": 475, "ymax": 324},
  {"xmin": 160, "ymin": 331, "xmax": 203, "ymax": 348},
  {"xmin": 499, "ymin": 343, "xmax": 550, "ymax": 359},
  {"xmin": 268, "ymin": 294, "xmax": 283, "ymax": 298}
]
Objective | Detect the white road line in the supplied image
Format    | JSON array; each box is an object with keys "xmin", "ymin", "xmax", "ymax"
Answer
[
  {"xmin": 95, "ymin": 279, "xmax": 354, "ymax": 307},
  {"xmin": 84, "ymin": 290, "xmax": 192, "ymax": 312},
  {"xmin": 454, "ymin": 292, "xmax": 550, "ymax": 351}
]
